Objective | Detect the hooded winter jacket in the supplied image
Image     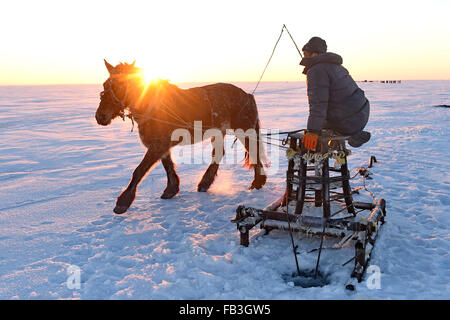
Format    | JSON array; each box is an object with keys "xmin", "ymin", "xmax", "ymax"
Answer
[{"xmin": 300, "ymin": 52, "xmax": 370, "ymax": 136}]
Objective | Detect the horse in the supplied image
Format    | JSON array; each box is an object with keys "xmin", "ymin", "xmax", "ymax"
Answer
[{"xmin": 95, "ymin": 60, "xmax": 267, "ymax": 214}]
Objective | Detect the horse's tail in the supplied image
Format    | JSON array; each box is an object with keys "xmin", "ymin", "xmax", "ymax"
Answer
[
  {"xmin": 244, "ymin": 119, "xmax": 270, "ymax": 169},
  {"xmin": 243, "ymin": 95, "xmax": 270, "ymax": 170}
]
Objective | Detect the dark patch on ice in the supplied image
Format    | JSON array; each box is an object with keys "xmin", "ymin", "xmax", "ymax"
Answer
[
  {"xmin": 282, "ymin": 270, "xmax": 331, "ymax": 288},
  {"xmin": 432, "ymin": 105, "xmax": 450, "ymax": 108}
]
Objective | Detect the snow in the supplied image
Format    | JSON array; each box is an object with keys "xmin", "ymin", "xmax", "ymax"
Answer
[{"xmin": 0, "ymin": 81, "xmax": 449, "ymax": 299}]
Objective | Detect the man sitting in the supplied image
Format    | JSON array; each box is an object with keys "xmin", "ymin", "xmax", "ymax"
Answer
[{"xmin": 300, "ymin": 36, "xmax": 371, "ymax": 151}]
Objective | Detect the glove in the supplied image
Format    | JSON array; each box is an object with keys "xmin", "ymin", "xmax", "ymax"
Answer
[{"xmin": 302, "ymin": 131, "xmax": 319, "ymax": 151}]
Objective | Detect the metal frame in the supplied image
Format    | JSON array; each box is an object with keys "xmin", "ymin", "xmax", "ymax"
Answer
[{"xmin": 231, "ymin": 131, "xmax": 387, "ymax": 286}]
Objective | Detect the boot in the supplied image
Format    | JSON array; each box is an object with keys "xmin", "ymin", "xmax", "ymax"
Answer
[{"xmin": 348, "ymin": 131, "xmax": 371, "ymax": 148}]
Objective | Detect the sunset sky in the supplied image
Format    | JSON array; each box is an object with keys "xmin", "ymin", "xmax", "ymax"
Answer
[{"xmin": 1, "ymin": 0, "xmax": 449, "ymax": 85}]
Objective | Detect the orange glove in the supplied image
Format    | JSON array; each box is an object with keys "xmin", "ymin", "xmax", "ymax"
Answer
[{"xmin": 302, "ymin": 132, "xmax": 319, "ymax": 151}]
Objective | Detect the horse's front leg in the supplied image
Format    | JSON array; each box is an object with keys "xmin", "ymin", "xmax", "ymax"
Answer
[
  {"xmin": 114, "ymin": 149, "xmax": 161, "ymax": 214},
  {"xmin": 160, "ymin": 151, "xmax": 180, "ymax": 199}
]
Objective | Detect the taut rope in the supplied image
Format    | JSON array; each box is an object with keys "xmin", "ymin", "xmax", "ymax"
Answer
[{"xmin": 252, "ymin": 24, "xmax": 303, "ymax": 95}]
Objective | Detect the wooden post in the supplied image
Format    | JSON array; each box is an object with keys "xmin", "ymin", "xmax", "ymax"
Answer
[
  {"xmin": 322, "ymin": 158, "xmax": 331, "ymax": 218},
  {"xmin": 353, "ymin": 240, "xmax": 366, "ymax": 282},
  {"xmin": 341, "ymin": 156, "xmax": 356, "ymax": 215},
  {"xmin": 315, "ymin": 190, "xmax": 322, "ymax": 207},
  {"xmin": 240, "ymin": 227, "xmax": 249, "ymax": 247},
  {"xmin": 294, "ymin": 157, "xmax": 307, "ymax": 214},
  {"xmin": 285, "ymin": 137, "xmax": 297, "ymax": 206}
]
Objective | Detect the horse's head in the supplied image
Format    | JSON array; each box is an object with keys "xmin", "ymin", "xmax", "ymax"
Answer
[{"xmin": 95, "ymin": 59, "xmax": 142, "ymax": 126}]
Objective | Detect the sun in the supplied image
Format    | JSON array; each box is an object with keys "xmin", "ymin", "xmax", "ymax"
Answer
[
  {"xmin": 140, "ymin": 69, "xmax": 155, "ymax": 85},
  {"xmin": 135, "ymin": 60, "xmax": 184, "ymax": 84},
  {"xmin": 136, "ymin": 70, "xmax": 168, "ymax": 91}
]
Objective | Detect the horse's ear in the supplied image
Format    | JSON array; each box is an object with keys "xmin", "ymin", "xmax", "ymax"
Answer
[
  {"xmin": 131, "ymin": 60, "xmax": 136, "ymax": 67},
  {"xmin": 104, "ymin": 59, "xmax": 115, "ymax": 74}
]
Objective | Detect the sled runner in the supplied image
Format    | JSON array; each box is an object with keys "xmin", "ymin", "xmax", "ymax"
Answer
[{"xmin": 231, "ymin": 130, "xmax": 386, "ymax": 289}]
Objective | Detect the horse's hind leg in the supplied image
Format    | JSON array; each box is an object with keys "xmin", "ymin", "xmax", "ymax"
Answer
[
  {"xmin": 161, "ymin": 151, "xmax": 180, "ymax": 199},
  {"xmin": 198, "ymin": 136, "xmax": 225, "ymax": 192},
  {"xmin": 250, "ymin": 164, "xmax": 267, "ymax": 189},
  {"xmin": 238, "ymin": 126, "xmax": 267, "ymax": 190},
  {"xmin": 247, "ymin": 138, "xmax": 267, "ymax": 190}
]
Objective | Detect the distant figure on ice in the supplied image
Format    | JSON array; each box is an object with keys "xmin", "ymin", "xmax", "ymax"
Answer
[{"xmin": 299, "ymin": 36, "xmax": 371, "ymax": 151}]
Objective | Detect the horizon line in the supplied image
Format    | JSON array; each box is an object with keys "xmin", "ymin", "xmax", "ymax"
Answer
[{"xmin": 1, "ymin": 79, "xmax": 450, "ymax": 87}]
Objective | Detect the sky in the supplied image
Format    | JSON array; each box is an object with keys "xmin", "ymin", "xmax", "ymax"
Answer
[{"xmin": 1, "ymin": 0, "xmax": 449, "ymax": 85}]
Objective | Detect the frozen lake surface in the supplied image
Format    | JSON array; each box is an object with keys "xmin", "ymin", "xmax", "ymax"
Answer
[{"xmin": 0, "ymin": 81, "xmax": 449, "ymax": 299}]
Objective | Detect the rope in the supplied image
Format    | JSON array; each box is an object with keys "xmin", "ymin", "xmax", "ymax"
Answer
[
  {"xmin": 285, "ymin": 191, "xmax": 302, "ymax": 277},
  {"xmin": 128, "ymin": 107, "xmax": 298, "ymax": 151},
  {"xmin": 262, "ymin": 139, "xmax": 289, "ymax": 149},
  {"xmin": 362, "ymin": 174, "xmax": 377, "ymax": 203},
  {"xmin": 160, "ymin": 104, "xmax": 192, "ymax": 128},
  {"xmin": 131, "ymin": 112, "xmax": 194, "ymax": 130},
  {"xmin": 261, "ymin": 129, "xmax": 305, "ymax": 136},
  {"xmin": 252, "ymin": 24, "xmax": 303, "ymax": 95},
  {"xmin": 314, "ymin": 222, "xmax": 327, "ymax": 278},
  {"xmin": 283, "ymin": 24, "xmax": 303, "ymax": 58},
  {"xmin": 252, "ymin": 27, "xmax": 284, "ymax": 95}
]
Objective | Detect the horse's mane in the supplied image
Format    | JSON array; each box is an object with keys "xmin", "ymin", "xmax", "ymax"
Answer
[
  {"xmin": 114, "ymin": 62, "xmax": 141, "ymax": 75},
  {"xmin": 112, "ymin": 62, "xmax": 178, "ymax": 92}
]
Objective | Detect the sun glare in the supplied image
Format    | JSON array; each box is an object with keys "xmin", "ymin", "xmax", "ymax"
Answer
[
  {"xmin": 136, "ymin": 59, "xmax": 184, "ymax": 84},
  {"xmin": 140, "ymin": 69, "xmax": 154, "ymax": 85}
]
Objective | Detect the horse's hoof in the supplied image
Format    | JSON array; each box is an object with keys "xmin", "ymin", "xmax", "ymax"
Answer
[
  {"xmin": 161, "ymin": 187, "xmax": 179, "ymax": 199},
  {"xmin": 160, "ymin": 193, "xmax": 175, "ymax": 199},
  {"xmin": 197, "ymin": 182, "xmax": 212, "ymax": 192},
  {"xmin": 113, "ymin": 205, "xmax": 128, "ymax": 214},
  {"xmin": 197, "ymin": 186, "xmax": 208, "ymax": 192},
  {"xmin": 249, "ymin": 175, "xmax": 267, "ymax": 190}
]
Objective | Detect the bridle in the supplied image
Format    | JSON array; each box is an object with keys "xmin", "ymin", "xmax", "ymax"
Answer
[
  {"xmin": 100, "ymin": 77, "xmax": 130, "ymax": 110},
  {"xmin": 100, "ymin": 77, "xmax": 135, "ymax": 128}
]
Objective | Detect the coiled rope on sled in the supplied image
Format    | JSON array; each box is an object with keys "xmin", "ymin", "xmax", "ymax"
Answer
[{"xmin": 286, "ymin": 148, "xmax": 352, "ymax": 164}]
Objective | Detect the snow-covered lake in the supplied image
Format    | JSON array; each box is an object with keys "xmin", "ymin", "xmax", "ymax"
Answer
[{"xmin": 0, "ymin": 81, "xmax": 449, "ymax": 299}]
